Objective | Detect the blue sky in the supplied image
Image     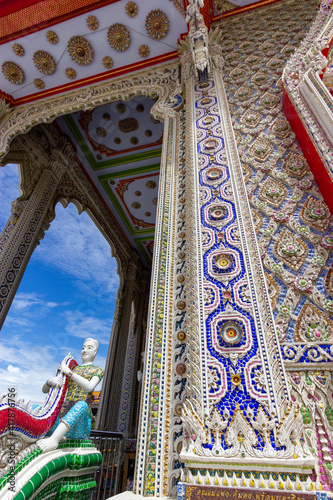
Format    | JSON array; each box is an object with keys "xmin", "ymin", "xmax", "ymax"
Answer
[{"xmin": 0, "ymin": 163, "xmax": 119, "ymax": 402}]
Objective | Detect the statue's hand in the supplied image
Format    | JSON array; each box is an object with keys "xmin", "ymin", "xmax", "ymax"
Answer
[
  {"xmin": 58, "ymin": 361, "xmax": 71, "ymax": 376},
  {"xmin": 48, "ymin": 375, "xmax": 64, "ymax": 388}
]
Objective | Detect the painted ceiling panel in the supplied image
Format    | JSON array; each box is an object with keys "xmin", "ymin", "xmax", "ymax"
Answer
[
  {"xmin": 57, "ymin": 96, "xmax": 163, "ymax": 266},
  {"xmin": 0, "ymin": 0, "xmax": 186, "ymax": 101}
]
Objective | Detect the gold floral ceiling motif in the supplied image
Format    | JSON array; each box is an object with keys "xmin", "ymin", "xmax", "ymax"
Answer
[
  {"xmin": 138, "ymin": 45, "xmax": 150, "ymax": 58},
  {"xmin": 65, "ymin": 68, "xmax": 76, "ymax": 79},
  {"xmin": 34, "ymin": 78, "xmax": 45, "ymax": 89},
  {"xmin": 145, "ymin": 10, "xmax": 169, "ymax": 40},
  {"xmin": 46, "ymin": 31, "xmax": 58, "ymax": 44},
  {"xmin": 107, "ymin": 24, "xmax": 131, "ymax": 52},
  {"xmin": 2, "ymin": 61, "xmax": 25, "ymax": 84},
  {"xmin": 67, "ymin": 36, "xmax": 93, "ymax": 65},
  {"xmin": 102, "ymin": 56, "xmax": 113, "ymax": 69},
  {"xmin": 33, "ymin": 50, "xmax": 56, "ymax": 75},
  {"xmin": 125, "ymin": 1, "xmax": 138, "ymax": 17},
  {"xmin": 86, "ymin": 15, "xmax": 99, "ymax": 30},
  {"xmin": 12, "ymin": 43, "xmax": 24, "ymax": 56}
]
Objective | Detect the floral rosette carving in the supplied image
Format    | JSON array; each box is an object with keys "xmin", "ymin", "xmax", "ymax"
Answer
[
  {"xmin": 107, "ymin": 24, "xmax": 130, "ymax": 52},
  {"xmin": 46, "ymin": 31, "xmax": 58, "ymax": 44},
  {"xmin": 293, "ymin": 276, "xmax": 312, "ymax": 293},
  {"xmin": 102, "ymin": 56, "xmax": 113, "ymax": 69},
  {"xmin": 298, "ymin": 178, "xmax": 313, "ymax": 190},
  {"xmin": 321, "ymin": 235, "xmax": 333, "ymax": 249},
  {"xmin": 273, "ymin": 211, "xmax": 289, "ymax": 222},
  {"xmin": 34, "ymin": 79, "xmax": 45, "ymax": 89},
  {"xmin": 1, "ymin": 61, "xmax": 24, "ymax": 84},
  {"xmin": 125, "ymin": 1, "xmax": 138, "ymax": 17},
  {"xmin": 67, "ymin": 36, "xmax": 94, "ymax": 65},
  {"xmin": 145, "ymin": 10, "xmax": 169, "ymax": 40},
  {"xmin": 65, "ymin": 68, "xmax": 76, "ymax": 80},
  {"xmin": 86, "ymin": 15, "xmax": 99, "ymax": 30},
  {"xmin": 33, "ymin": 50, "xmax": 56, "ymax": 75},
  {"xmin": 12, "ymin": 43, "xmax": 24, "ymax": 56},
  {"xmin": 138, "ymin": 45, "xmax": 150, "ymax": 58}
]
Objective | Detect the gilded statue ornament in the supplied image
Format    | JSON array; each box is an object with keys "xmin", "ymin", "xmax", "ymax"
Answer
[
  {"xmin": 107, "ymin": 24, "xmax": 131, "ymax": 52},
  {"xmin": 145, "ymin": 10, "xmax": 169, "ymax": 40},
  {"xmin": 102, "ymin": 56, "xmax": 113, "ymax": 69},
  {"xmin": 138, "ymin": 45, "xmax": 150, "ymax": 58},
  {"xmin": 86, "ymin": 15, "xmax": 99, "ymax": 30},
  {"xmin": 34, "ymin": 78, "xmax": 45, "ymax": 89},
  {"xmin": 125, "ymin": 1, "xmax": 138, "ymax": 17},
  {"xmin": 67, "ymin": 36, "xmax": 94, "ymax": 66},
  {"xmin": 65, "ymin": 68, "xmax": 77, "ymax": 79},
  {"xmin": 1, "ymin": 61, "xmax": 25, "ymax": 84},
  {"xmin": 33, "ymin": 50, "xmax": 56, "ymax": 75},
  {"xmin": 12, "ymin": 43, "xmax": 24, "ymax": 56},
  {"xmin": 46, "ymin": 30, "xmax": 58, "ymax": 44}
]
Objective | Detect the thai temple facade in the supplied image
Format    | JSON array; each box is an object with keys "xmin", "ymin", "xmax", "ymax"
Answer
[{"xmin": 1, "ymin": 0, "xmax": 333, "ymax": 498}]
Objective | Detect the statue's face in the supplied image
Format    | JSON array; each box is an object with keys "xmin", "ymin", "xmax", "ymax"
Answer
[{"xmin": 81, "ymin": 340, "xmax": 97, "ymax": 363}]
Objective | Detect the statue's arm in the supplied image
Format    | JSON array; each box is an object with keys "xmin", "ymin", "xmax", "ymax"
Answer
[
  {"xmin": 59, "ymin": 360, "xmax": 102, "ymax": 392},
  {"xmin": 69, "ymin": 374, "xmax": 101, "ymax": 392}
]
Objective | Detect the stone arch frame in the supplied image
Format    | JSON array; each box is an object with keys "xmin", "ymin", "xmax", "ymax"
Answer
[
  {"xmin": 0, "ymin": 59, "xmax": 181, "ymax": 158},
  {"xmin": 0, "ymin": 59, "xmax": 182, "ymax": 290},
  {"xmin": 0, "ymin": 60, "xmax": 182, "ymax": 434}
]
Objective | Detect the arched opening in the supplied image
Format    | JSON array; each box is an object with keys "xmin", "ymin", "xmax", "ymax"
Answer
[{"xmin": 0, "ymin": 170, "xmax": 119, "ymax": 406}]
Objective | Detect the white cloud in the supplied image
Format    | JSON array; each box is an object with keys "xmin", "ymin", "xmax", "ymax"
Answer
[
  {"xmin": 0, "ymin": 163, "xmax": 21, "ymax": 229},
  {"xmin": 7, "ymin": 364, "xmax": 20, "ymax": 374},
  {"xmin": 63, "ymin": 310, "xmax": 113, "ymax": 345},
  {"xmin": 11, "ymin": 292, "xmax": 62, "ymax": 311},
  {"xmin": 0, "ymin": 166, "xmax": 119, "ymax": 298},
  {"xmin": 0, "ymin": 338, "xmax": 58, "ymax": 402},
  {"xmin": 4, "ymin": 292, "xmax": 69, "ymax": 332},
  {"xmin": 33, "ymin": 203, "xmax": 119, "ymax": 297}
]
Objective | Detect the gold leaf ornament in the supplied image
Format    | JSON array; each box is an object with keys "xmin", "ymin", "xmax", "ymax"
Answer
[
  {"xmin": 145, "ymin": 10, "xmax": 169, "ymax": 40},
  {"xmin": 138, "ymin": 45, "xmax": 150, "ymax": 58},
  {"xmin": 86, "ymin": 15, "xmax": 99, "ymax": 30},
  {"xmin": 34, "ymin": 78, "xmax": 45, "ymax": 89},
  {"xmin": 12, "ymin": 43, "xmax": 24, "ymax": 56},
  {"xmin": 65, "ymin": 68, "xmax": 77, "ymax": 79},
  {"xmin": 67, "ymin": 36, "xmax": 94, "ymax": 65},
  {"xmin": 102, "ymin": 56, "xmax": 113, "ymax": 69},
  {"xmin": 125, "ymin": 1, "xmax": 138, "ymax": 17},
  {"xmin": 107, "ymin": 24, "xmax": 131, "ymax": 52},
  {"xmin": 46, "ymin": 31, "xmax": 58, "ymax": 44},
  {"xmin": 2, "ymin": 61, "xmax": 25, "ymax": 84},
  {"xmin": 33, "ymin": 51, "xmax": 56, "ymax": 75}
]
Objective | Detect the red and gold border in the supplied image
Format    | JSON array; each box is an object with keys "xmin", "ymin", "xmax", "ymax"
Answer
[
  {"xmin": 283, "ymin": 88, "xmax": 333, "ymax": 214},
  {"xmin": 12, "ymin": 51, "xmax": 179, "ymax": 107},
  {"xmin": 0, "ymin": 0, "xmax": 120, "ymax": 44},
  {"xmin": 0, "ymin": 89, "xmax": 14, "ymax": 106}
]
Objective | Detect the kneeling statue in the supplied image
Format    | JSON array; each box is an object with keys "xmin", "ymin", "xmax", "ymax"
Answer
[{"xmin": 38, "ymin": 338, "xmax": 104, "ymax": 453}]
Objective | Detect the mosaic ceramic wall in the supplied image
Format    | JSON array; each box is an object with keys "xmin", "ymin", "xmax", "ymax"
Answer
[{"xmin": 220, "ymin": 0, "xmax": 333, "ymax": 490}]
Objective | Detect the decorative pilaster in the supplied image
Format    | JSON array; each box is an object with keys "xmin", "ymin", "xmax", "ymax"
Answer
[
  {"xmin": 97, "ymin": 285, "xmax": 125, "ymax": 430},
  {"xmin": 0, "ymin": 199, "xmax": 25, "ymax": 255},
  {"xmin": 135, "ymin": 4, "xmax": 318, "ymax": 498},
  {"xmin": 176, "ymin": 4, "xmax": 316, "ymax": 496},
  {"xmin": 135, "ymin": 111, "xmax": 179, "ymax": 497},
  {"xmin": 117, "ymin": 270, "xmax": 150, "ymax": 437},
  {"xmin": 104, "ymin": 251, "xmax": 141, "ymax": 431},
  {"xmin": 0, "ymin": 138, "xmax": 74, "ymax": 329}
]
